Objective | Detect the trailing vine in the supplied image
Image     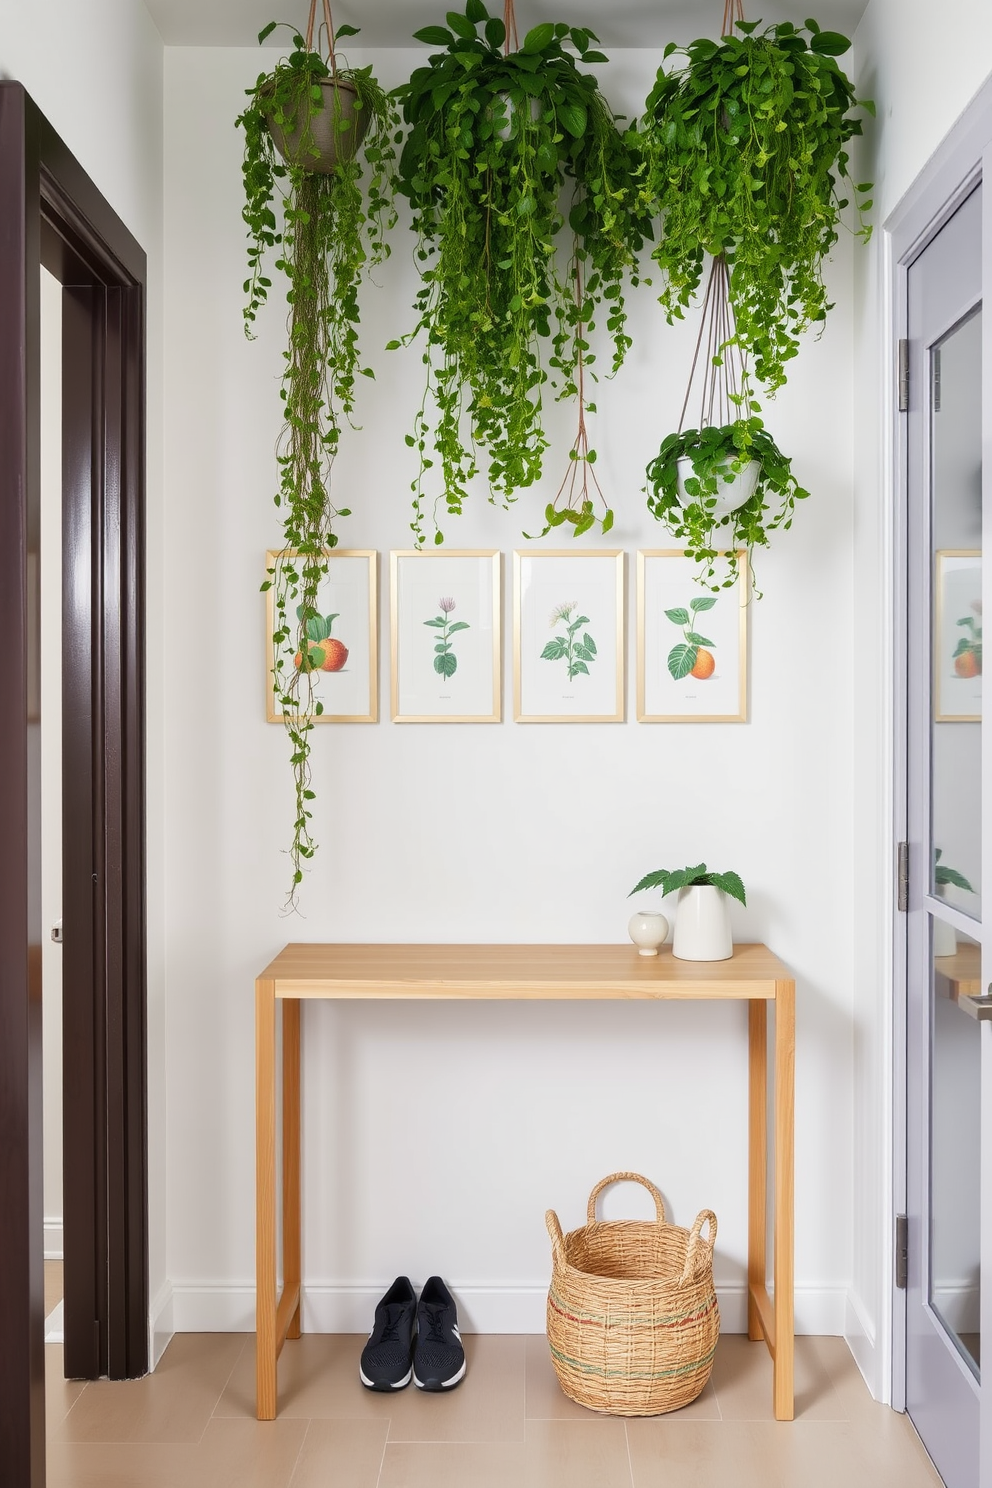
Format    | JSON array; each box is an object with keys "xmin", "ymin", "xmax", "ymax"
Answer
[
  {"xmin": 638, "ymin": 14, "xmax": 873, "ymax": 392},
  {"xmin": 237, "ymin": 7, "xmax": 398, "ymax": 903},
  {"xmin": 391, "ymin": 0, "xmax": 648, "ymax": 544}
]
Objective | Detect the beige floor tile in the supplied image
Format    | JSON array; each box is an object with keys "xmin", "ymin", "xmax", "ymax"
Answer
[
  {"xmin": 46, "ymin": 1259, "xmax": 64, "ymax": 1316},
  {"xmin": 287, "ymin": 1419, "xmax": 389, "ymax": 1488},
  {"xmin": 379, "ymin": 1441, "xmax": 529, "ymax": 1488},
  {"xmin": 216, "ymin": 1334, "xmax": 395, "ymax": 1421},
  {"xmin": 46, "ymin": 1344, "xmax": 88, "ymax": 1434},
  {"xmin": 54, "ymin": 1332, "xmax": 247, "ymax": 1443},
  {"xmin": 709, "ymin": 1333, "xmax": 850, "ymax": 1421},
  {"xmin": 383, "ymin": 1335, "xmax": 527, "ymax": 1443},
  {"xmin": 524, "ymin": 1334, "xmax": 720, "ymax": 1422},
  {"xmin": 523, "ymin": 1418, "xmax": 633, "ymax": 1488},
  {"xmin": 45, "ymin": 1418, "xmax": 307, "ymax": 1488},
  {"xmin": 627, "ymin": 1416, "xmax": 944, "ymax": 1488}
]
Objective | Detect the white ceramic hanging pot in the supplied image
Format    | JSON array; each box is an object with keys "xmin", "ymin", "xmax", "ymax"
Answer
[
  {"xmin": 627, "ymin": 911, "xmax": 670, "ymax": 957},
  {"xmin": 676, "ymin": 456, "xmax": 760, "ymax": 518},
  {"xmin": 672, "ymin": 885, "xmax": 733, "ymax": 962}
]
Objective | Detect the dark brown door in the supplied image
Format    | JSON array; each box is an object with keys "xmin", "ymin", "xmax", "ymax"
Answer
[{"xmin": 0, "ymin": 81, "xmax": 148, "ymax": 1487}]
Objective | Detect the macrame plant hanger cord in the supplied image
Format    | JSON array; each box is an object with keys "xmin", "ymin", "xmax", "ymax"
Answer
[
  {"xmin": 503, "ymin": 0, "xmax": 520, "ymax": 54},
  {"xmin": 305, "ymin": 0, "xmax": 339, "ymax": 73},
  {"xmin": 677, "ymin": 254, "xmax": 750, "ymax": 436},
  {"xmin": 721, "ymin": 0, "xmax": 744, "ymax": 37}
]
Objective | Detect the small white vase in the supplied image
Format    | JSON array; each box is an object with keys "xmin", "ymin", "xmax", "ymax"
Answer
[
  {"xmin": 672, "ymin": 885, "xmax": 733, "ymax": 962},
  {"xmin": 676, "ymin": 457, "xmax": 760, "ymax": 518},
  {"xmin": 933, "ymin": 916, "xmax": 957, "ymax": 958},
  {"xmin": 628, "ymin": 911, "xmax": 670, "ymax": 957}
]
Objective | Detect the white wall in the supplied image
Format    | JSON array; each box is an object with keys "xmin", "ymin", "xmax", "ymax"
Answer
[
  {"xmin": 163, "ymin": 45, "xmax": 858, "ymax": 1337},
  {"xmin": 851, "ymin": 0, "xmax": 992, "ymax": 1404},
  {"xmin": 0, "ymin": 0, "xmax": 168, "ymax": 1353}
]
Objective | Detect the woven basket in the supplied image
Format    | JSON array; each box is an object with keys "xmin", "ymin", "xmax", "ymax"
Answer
[{"xmin": 545, "ymin": 1172, "xmax": 719, "ymax": 1416}]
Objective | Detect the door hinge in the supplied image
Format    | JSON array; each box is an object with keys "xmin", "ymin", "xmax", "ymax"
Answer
[
  {"xmin": 896, "ymin": 1214, "xmax": 908, "ymax": 1289},
  {"xmin": 932, "ymin": 347, "xmax": 942, "ymax": 412},
  {"xmin": 898, "ymin": 339, "xmax": 910, "ymax": 411},
  {"xmin": 897, "ymin": 841, "xmax": 909, "ymax": 912}
]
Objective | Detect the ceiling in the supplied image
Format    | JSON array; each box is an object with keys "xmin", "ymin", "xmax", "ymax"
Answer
[{"xmin": 144, "ymin": 0, "xmax": 870, "ymax": 50}]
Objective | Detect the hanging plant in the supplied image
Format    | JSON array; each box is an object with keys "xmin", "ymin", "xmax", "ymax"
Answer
[
  {"xmin": 638, "ymin": 2, "xmax": 873, "ymax": 392},
  {"xmin": 237, "ymin": 1, "xmax": 399, "ymax": 902},
  {"xmin": 645, "ymin": 255, "xmax": 808, "ymax": 590},
  {"xmin": 391, "ymin": 0, "xmax": 649, "ymax": 544}
]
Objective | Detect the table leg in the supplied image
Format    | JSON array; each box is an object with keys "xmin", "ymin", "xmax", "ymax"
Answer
[
  {"xmin": 283, "ymin": 998, "xmax": 302, "ymax": 1341},
  {"xmin": 256, "ymin": 977, "xmax": 278, "ymax": 1420},
  {"xmin": 747, "ymin": 999, "xmax": 767, "ymax": 1344},
  {"xmin": 773, "ymin": 979, "xmax": 795, "ymax": 1422}
]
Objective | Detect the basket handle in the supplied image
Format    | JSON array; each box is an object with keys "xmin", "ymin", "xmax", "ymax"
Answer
[
  {"xmin": 545, "ymin": 1209, "xmax": 566, "ymax": 1265},
  {"xmin": 586, "ymin": 1172, "xmax": 667, "ymax": 1224},
  {"xmin": 680, "ymin": 1209, "xmax": 718, "ymax": 1284}
]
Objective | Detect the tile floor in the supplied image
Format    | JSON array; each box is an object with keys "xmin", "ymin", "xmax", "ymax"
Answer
[{"xmin": 42, "ymin": 1326, "xmax": 945, "ymax": 1488}]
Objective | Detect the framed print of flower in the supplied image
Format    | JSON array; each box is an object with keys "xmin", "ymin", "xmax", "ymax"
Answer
[
  {"xmin": 514, "ymin": 551, "xmax": 624, "ymax": 722},
  {"xmin": 390, "ymin": 551, "xmax": 501, "ymax": 722},
  {"xmin": 636, "ymin": 550, "xmax": 748, "ymax": 722}
]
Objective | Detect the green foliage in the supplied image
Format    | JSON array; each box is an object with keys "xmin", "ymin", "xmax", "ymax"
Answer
[
  {"xmin": 645, "ymin": 417, "xmax": 809, "ymax": 591},
  {"xmin": 664, "ymin": 593, "xmax": 717, "ymax": 679},
  {"xmin": 392, "ymin": 0, "xmax": 649, "ymax": 542},
  {"xmin": 629, "ymin": 863, "xmax": 747, "ymax": 905},
  {"xmin": 541, "ymin": 602, "xmax": 597, "ymax": 680},
  {"xmin": 424, "ymin": 598, "xmax": 470, "ymax": 677},
  {"xmin": 934, "ymin": 849, "xmax": 974, "ymax": 894},
  {"xmin": 953, "ymin": 611, "xmax": 982, "ymax": 672},
  {"xmin": 638, "ymin": 18, "xmax": 873, "ymax": 392},
  {"xmin": 240, "ymin": 22, "xmax": 399, "ymax": 904}
]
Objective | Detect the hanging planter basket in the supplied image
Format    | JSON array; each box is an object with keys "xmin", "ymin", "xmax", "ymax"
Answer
[
  {"xmin": 644, "ymin": 254, "xmax": 809, "ymax": 593},
  {"xmin": 265, "ymin": 74, "xmax": 370, "ymax": 172}
]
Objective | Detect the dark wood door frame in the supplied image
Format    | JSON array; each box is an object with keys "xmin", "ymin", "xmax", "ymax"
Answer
[{"xmin": 0, "ymin": 81, "xmax": 148, "ymax": 1487}]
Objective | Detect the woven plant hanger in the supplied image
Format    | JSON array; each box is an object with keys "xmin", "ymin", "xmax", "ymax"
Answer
[{"xmin": 677, "ymin": 254, "xmax": 753, "ymax": 436}]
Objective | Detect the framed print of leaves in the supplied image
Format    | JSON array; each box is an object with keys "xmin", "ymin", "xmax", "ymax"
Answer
[
  {"xmin": 514, "ymin": 550, "xmax": 623, "ymax": 722},
  {"xmin": 265, "ymin": 549, "xmax": 378, "ymax": 725},
  {"xmin": 391, "ymin": 551, "xmax": 501, "ymax": 722},
  {"xmin": 637, "ymin": 550, "xmax": 748, "ymax": 722}
]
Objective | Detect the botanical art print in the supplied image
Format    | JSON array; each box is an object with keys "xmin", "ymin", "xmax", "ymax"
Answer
[
  {"xmin": 515, "ymin": 551, "xmax": 623, "ymax": 722},
  {"xmin": 391, "ymin": 551, "xmax": 501, "ymax": 722},
  {"xmin": 265, "ymin": 549, "xmax": 377, "ymax": 725},
  {"xmin": 637, "ymin": 551, "xmax": 747, "ymax": 722},
  {"xmin": 542, "ymin": 604, "xmax": 597, "ymax": 683},
  {"xmin": 935, "ymin": 551, "xmax": 982, "ymax": 722},
  {"xmin": 425, "ymin": 597, "xmax": 470, "ymax": 680},
  {"xmin": 664, "ymin": 595, "xmax": 717, "ymax": 681}
]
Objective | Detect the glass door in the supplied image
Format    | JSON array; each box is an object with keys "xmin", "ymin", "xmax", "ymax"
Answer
[{"xmin": 905, "ymin": 183, "xmax": 984, "ymax": 1488}]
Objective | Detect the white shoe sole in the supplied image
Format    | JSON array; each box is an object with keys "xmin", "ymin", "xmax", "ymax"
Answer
[
  {"xmin": 360, "ymin": 1364, "xmax": 412, "ymax": 1390},
  {"xmin": 414, "ymin": 1358, "xmax": 467, "ymax": 1390}
]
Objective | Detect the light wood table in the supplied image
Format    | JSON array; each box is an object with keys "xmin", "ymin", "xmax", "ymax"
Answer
[{"xmin": 255, "ymin": 942, "xmax": 796, "ymax": 1421}]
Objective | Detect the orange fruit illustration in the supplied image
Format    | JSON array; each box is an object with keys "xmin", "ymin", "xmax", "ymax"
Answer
[
  {"xmin": 320, "ymin": 638, "xmax": 349, "ymax": 672},
  {"xmin": 690, "ymin": 648, "xmax": 716, "ymax": 679},
  {"xmin": 955, "ymin": 650, "xmax": 980, "ymax": 679}
]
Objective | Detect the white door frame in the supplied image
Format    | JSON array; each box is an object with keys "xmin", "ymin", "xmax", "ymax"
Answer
[{"xmin": 887, "ymin": 74, "xmax": 992, "ymax": 1427}]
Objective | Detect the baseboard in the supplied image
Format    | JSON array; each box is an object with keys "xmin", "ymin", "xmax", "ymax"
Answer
[
  {"xmin": 845, "ymin": 1289, "xmax": 883, "ymax": 1402},
  {"xmin": 169, "ymin": 1282, "xmax": 849, "ymax": 1336},
  {"xmin": 149, "ymin": 1280, "xmax": 175, "ymax": 1370},
  {"xmin": 44, "ymin": 1219, "xmax": 63, "ymax": 1261}
]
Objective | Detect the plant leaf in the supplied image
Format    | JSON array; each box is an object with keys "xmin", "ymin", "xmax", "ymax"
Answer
[
  {"xmin": 668, "ymin": 642, "xmax": 697, "ymax": 679},
  {"xmin": 434, "ymin": 651, "xmax": 458, "ymax": 677},
  {"xmin": 710, "ymin": 870, "xmax": 747, "ymax": 905},
  {"xmin": 665, "ymin": 607, "xmax": 691, "ymax": 625}
]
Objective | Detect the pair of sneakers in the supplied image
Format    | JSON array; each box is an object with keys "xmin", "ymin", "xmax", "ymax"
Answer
[{"xmin": 359, "ymin": 1275, "xmax": 465, "ymax": 1393}]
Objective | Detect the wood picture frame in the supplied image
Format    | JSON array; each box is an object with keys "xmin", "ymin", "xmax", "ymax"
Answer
[
  {"xmin": 513, "ymin": 550, "xmax": 624, "ymax": 722},
  {"xmin": 636, "ymin": 550, "xmax": 748, "ymax": 723},
  {"xmin": 265, "ymin": 550, "xmax": 378, "ymax": 724},
  {"xmin": 390, "ymin": 550, "xmax": 501, "ymax": 722}
]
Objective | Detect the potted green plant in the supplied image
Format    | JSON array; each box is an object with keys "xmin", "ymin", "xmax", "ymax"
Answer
[
  {"xmin": 933, "ymin": 849, "xmax": 975, "ymax": 956},
  {"xmin": 644, "ymin": 253, "xmax": 808, "ymax": 592},
  {"xmin": 646, "ymin": 417, "xmax": 809, "ymax": 591},
  {"xmin": 238, "ymin": 5, "xmax": 398, "ymax": 902},
  {"xmin": 629, "ymin": 862, "xmax": 746, "ymax": 961},
  {"xmin": 391, "ymin": 0, "xmax": 648, "ymax": 543},
  {"xmin": 638, "ymin": 16, "xmax": 873, "ymax": 392}
]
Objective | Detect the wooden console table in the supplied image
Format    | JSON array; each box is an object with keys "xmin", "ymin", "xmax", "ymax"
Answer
[{"xmin": 255, "ymin": 942, "xmax": 795, "ymax": 1421}]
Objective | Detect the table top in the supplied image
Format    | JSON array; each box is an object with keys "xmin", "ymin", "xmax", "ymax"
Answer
[{"xmin": 258, "ymin": 942, "xmax": 793, "ymax": 1001}]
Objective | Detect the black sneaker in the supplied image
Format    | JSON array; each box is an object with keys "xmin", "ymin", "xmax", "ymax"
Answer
[
  {"xmin": 413, "ymin": 1276, "xmax": 466, "ymax": 1391},
  {"xmin": 359, "ymin": 1276, "xmax": 417, "ymax": 1391}
]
